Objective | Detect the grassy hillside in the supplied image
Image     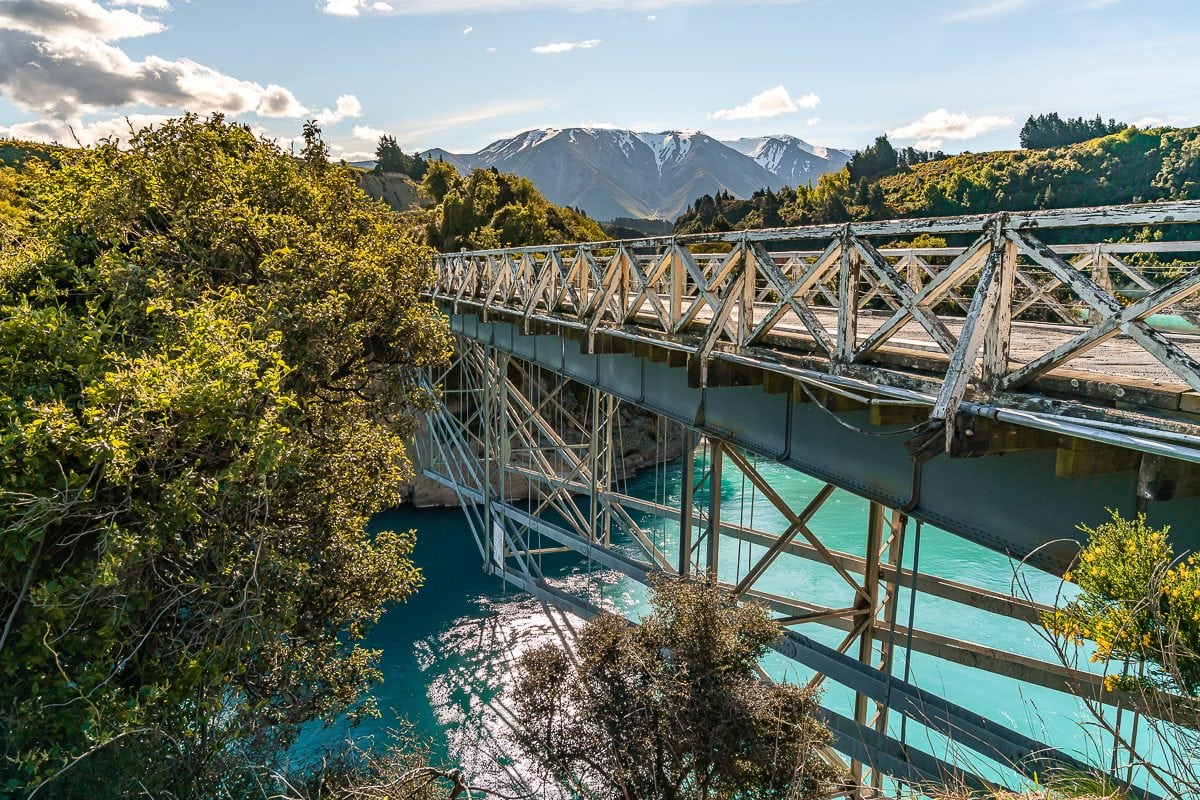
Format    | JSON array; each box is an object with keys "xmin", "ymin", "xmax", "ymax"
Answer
[
  {"xmin": 675, "ymin": 126, "xmax": 1200, "ymax": 236},
  {"xmin": 0, "ymin": 139, "xmax": 64, "ymax": 168},
  {"xmin": 878, "ymin": 125, "xmax": 1200, "ymax": 216}
]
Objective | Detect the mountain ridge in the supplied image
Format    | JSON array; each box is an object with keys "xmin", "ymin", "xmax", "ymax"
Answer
[{"xmin": 421, "ymin": 127, "xmax": 849, "ymax": 221}]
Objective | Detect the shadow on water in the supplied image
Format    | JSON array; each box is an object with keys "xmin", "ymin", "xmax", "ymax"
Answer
[{"xmin": 293, "ymin": 505, "xmax": 586, "ymax": 795}]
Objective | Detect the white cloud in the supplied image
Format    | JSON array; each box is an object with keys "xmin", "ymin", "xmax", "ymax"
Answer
[
  {"xmin": 323, "ymin": 0, "xmax": 393, "ymax": 15},
  {"xmin": 257, "ymin": 85, "xmax": 308, "ymax": 118},
  {"xmin": 110, "ymin": 0, "xmax": 172, "ymax": 9},
  {"xmin": 1133, "ymin": 114, "xmax": 1192, "ymax": 128},
  {"xmin": 0, "ymin": 113, "xmax": 174, "ymax": 146},
  {"xmin": 313, "ymin": 94, "xmax": 363, "ymax": 125},
  {"xmin": 351, "ymin": 125, "xmax": 388, "ymax": 141},
  {"xmin": 485, "ymin": 46, "xmax": 496, "ymax": 52},
  {"xmin": 0, "ymin": 0, "xmax": 164, "ymax": 40},
  {"xmin": 0, "ymin": 0, "xmax": 317, "ymax": 142},
  {"xmin": 531, "ymin": 39, "xmax": 601, "ymax": 54},
  {"xmin": 646, "ymin": 14, "xmax": 656, "ymax": 20},
  {"xmin": 807, "ymin": 116, "xmax": 822, "ymax": 126},
  {"xmin": 462, "ymin": 24, "xmax": 473, "ymax": 33},
  {"xmin": 710, "ymin": 85, "xmax": 818, "ymax": 121},
  {"xmin": 889, "ymin": 109, "xmax": 1014, "ymax": 145}
]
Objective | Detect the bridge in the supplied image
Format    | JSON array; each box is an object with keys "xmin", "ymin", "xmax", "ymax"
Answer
[{"xmin": 416, "ymin": 201, "xmax": 1200, "ymax": 799}]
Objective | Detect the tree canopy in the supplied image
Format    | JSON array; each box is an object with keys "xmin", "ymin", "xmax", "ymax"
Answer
[
  {"xmin": 0, "ymin": 115, "xmax": 451, "ymax": 796},
  {"xmin": 1020, "ymin": 112, "xmax": 1129, "ymax": 149},
  {"xmin": 847, "ymin": 134, "xmax": 898, "ymax": 183},
  {"xmin": 375, "ymin": 133, "xmax": 428, "ymax": 180},
  {"xmin": 675, "ymin": 125, "xmax": 1200, "ymax": 235},
  {"xmin": 409, "ymin": 160, "xmax": 605, "ymax": 250},
  {"xmin": 512, "ymin": 578, "xmax": 842, "ymax": 800}
]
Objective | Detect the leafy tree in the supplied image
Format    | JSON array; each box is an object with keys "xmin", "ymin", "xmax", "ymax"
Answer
[
  {"xmin": 421, "ymin": 159, "xmax": 458, "ymax": 204},
  {"xmin": 1020, "ymin": 112, "xmax": 1129, "ymax": 149},
  {"xmin": 377, "ymin": 133, "xmax": 406, "ymax": 172},
  {"xmin": 0, "ymin": 115, "xmax": 451, "ymax": 796},
  {"xmin": 1042, "ymin": 512, "xmax": 1200, "ymax": 799},
  {"xmin": 375, "ymin": 134, "xmax": 428, "ymax": 180},
  {"xmin": 511, "ymin": 577, "xmax": 842, "ymax": 800},
  {"xmin": 412, "ymin": 161, "xmax": 604, "ymax": 251},
  {"xmin": 1045, "ymin": 512, "xmax": 1200, "ymax": 696},
  {"xmin": 847, "ymin": 134, "xmax": 898, "ymax": 182}
]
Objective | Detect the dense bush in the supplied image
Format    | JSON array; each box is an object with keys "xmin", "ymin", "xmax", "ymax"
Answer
[{"xmin": 0, "ymin": 115, "xmax": 450, "ymax": 796}]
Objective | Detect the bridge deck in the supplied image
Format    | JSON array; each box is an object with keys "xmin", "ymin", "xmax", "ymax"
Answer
[
  {"xmin": 637, "ymin": 299, "xmax": 1200, "ymax": 392},
  {"xmin": 423, "ymin": 203, "xmax": 1200, "ymax": 800}
]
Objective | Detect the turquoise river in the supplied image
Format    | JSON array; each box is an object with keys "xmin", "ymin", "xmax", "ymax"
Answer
[{"xmin": 297, "ymin": 454, "xmax": 1162, "ymax": 796}]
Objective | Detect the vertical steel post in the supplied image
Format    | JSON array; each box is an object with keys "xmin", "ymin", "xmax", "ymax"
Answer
[
  {"xmin": 679, "ymin": 427, "xmax": 695, "ymax": 577},
  {"xmin": 706, "ymin": 439, "xmax": 724, "ymax": 578},
  {"xmin": 851, "ymin": 500, "xmax": 886, "ymax": 794},
  {"xmin": 603, "ymin": 393, "xmax": 616, "ymax": 547},
  {"xmin": 588, "ymin": 386, "xmax": 602, "ymax": 545},
  {"xmin": 481, "ymin": 345, "xmax": 494, "ymax": 572},
  {"xmin": 836, "ymin": 226, "xmax": 860, "ymax": 368}
]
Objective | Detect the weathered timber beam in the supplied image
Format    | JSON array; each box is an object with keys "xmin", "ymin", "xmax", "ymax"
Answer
[
  {"xmin": 1055, "ymin": 436, "xmax": 1142, "ymax": 477},
  {"xmin": 439, "ymin": 200, "xmax": 1200, "ymax": 257}
]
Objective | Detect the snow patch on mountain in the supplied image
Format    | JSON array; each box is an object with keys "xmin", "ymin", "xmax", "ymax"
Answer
[
  {"xmin": 425, "ymin": 127, "xmax": 849, "ymax": 220},
  {"xmin": 635, "ymin": 131, "xmax": 695, "ymax": 175}
]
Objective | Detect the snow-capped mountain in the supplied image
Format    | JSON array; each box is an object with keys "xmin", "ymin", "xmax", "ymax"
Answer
[
  {"xmin": 722, "ymin": 135, "xmax": 852, "ymax": 186},
  {"xmin": 422, "ymin": 127, "xmax": 849, "ymax": 221}
]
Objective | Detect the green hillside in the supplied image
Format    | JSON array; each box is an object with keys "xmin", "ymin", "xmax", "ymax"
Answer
[
  {"xmin": 0, "ymin": 139, "xmax": 63, "ymax": 168},
  {"xmin": 405, "ymin": 159, "xmax": 606, "ymax": 251},
  {"xmin": 675, "ymin": 126, "xmax": 1200, "ymax": 235}
]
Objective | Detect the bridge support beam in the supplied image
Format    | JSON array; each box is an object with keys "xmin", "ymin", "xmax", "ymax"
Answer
[
  {"xmin": 679, "ymin": 427, "xmax": 696, "ymax": 577},
  {"xmin": 420, "ymin": 337, "xmax": 1175, "ymax": 800}
]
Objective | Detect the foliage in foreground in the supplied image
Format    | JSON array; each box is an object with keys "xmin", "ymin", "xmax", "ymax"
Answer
[
  {"xmin": 1045, "ymin": 511, "xmax": 1200, "ymax": 695},
  {"xmin": 511, "ymin": 577, "xmax": 842, "ymax": 800},
  {"xmin": 1041, "ymin": 511, "xmax": 1200, "ymax": 800},
  {"xmin": 0, "ymin": 116, "xmax": 451, "ymax": 796}
]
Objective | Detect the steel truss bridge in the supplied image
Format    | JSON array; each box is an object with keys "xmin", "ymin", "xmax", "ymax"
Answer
[{"xmin": 416, "ymin": 201, "xmax": 1200, "ymax": 799}]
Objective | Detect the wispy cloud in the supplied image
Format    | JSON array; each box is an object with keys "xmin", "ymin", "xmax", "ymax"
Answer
[
  {"xmin": 942, "ymin": 0, "xmax": 1034, "ymax": 22},
  {"xmin": 888, "ymin": 108, "xmax": 1013, "ymax": 148},
  {"xmin": 321, "ymin": 0, "xmax": 805, "ymax": 14},
  {"xmin": 710, "ymin": 86, "xmax": 818, "ymax": 121},
  {"xmin": 351, "ymin": 99, "xmax": 549, "ymax": 148},
  {"xmin": 462, "ymin": 24, "xmax": 473, "ymax": 33},
  {"xmin": 110, "ymin": 0, "xmax": 172, "ymax": 9},
  {"xmin": 531, "ymin": 39, "xmax": 601, "ymax": 54},
  {"xmin": 944, "ymin": 0, "xmax": 1120, "ymax": 22}
]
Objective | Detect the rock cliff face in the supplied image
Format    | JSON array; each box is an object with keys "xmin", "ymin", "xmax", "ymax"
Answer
[
  {"xmin": 407, "ymin": 377, "xmax": 685, "ymax": 508},
  {"xmin": 352, "ymin": 170, "xmax": 421, "ymax": 212}
]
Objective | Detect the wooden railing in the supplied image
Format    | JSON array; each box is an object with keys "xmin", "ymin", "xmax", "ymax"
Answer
[{"xmin": 430, "ymin": 201, "xmax": 1200, "ymax": 452}]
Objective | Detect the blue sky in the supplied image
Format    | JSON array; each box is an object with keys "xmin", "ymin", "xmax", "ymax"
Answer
[{"xmin": 2, "ymin": 0, "xmax": 1198, "ymax": 161}]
